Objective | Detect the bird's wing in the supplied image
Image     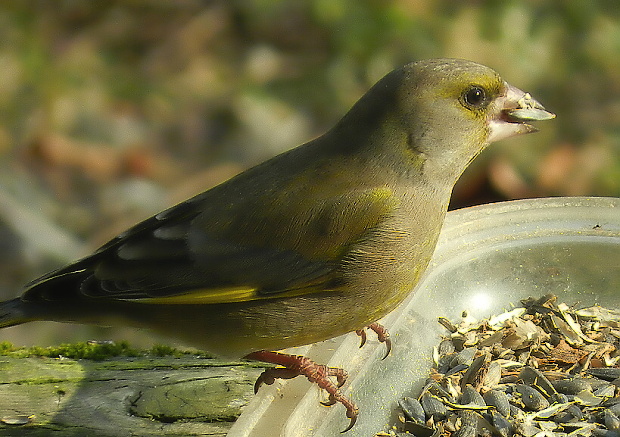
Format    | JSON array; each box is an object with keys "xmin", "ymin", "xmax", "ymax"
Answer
[{"xmin": 24, "ymin": 186, "xmax": 398, "ymax": 305}]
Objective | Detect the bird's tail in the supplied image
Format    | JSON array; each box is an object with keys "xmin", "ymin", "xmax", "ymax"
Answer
[{"xmin": 0, "ymin": 298, "xmax": 29, "ymax": 328}]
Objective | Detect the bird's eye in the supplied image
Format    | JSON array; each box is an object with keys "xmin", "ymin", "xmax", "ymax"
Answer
[{"xmin": 462, "ymin": 86, "xmax": 487, "ymax": 109}]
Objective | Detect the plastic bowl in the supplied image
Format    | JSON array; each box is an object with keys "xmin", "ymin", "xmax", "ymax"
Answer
[{"xmin": 228, "ymin": 197, "xmax": 620, "ymax": 437}]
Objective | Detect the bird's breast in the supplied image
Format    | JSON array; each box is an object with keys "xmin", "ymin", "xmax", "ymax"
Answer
[{"xmin": 338, "ymin": 186, "xmax": 449, "ymax": 322}]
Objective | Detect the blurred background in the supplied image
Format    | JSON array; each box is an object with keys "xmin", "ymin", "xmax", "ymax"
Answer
[{"xmin": 0, "ymin": 0, "xmax": 618, "ymax": 347}]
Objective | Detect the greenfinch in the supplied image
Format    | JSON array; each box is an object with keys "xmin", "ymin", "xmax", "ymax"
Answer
[{"xmin": 0, "ymin": 59, "xmax": 554, "ymax": 430}]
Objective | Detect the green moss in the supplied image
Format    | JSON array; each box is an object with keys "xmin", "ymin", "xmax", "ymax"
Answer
[
  {"xmin": 149, "ymin": 344, "xmax": 184, "ymax": 357},
  {"xmin": 0, "ymin": 341, "xmax": 17, "ymax": 354},
  {"xmin": 0, "ymin": 341, "xmax": 205, "ymax": 361}
]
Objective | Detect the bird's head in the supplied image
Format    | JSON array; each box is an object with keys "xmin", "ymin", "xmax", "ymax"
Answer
[
  {"xmin": 326, "ymin": 58, "xmax": 554, "ymax": 186},
  {"xmin": 390, "ymin": 59, "xmax": 555, "ymax": 183}
]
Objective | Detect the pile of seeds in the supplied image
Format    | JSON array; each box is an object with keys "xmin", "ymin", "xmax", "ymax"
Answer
[{"xmin": 382, "ymin": 295, "xmax": 620, "ymax": 437}]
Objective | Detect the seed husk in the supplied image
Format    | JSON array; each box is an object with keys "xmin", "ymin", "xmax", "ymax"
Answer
[
  {"xmin": 399, "ymin": 397, "xmax": 425, "ymax": 424},
  {"xmin": 605, "ymin": 409, "xmax": 620, "ymax": 432},
  {"xmin": 553, "ymin": 378, "xmax": 594, "ymax": 395},
  {"xmin": 460, "ymin": 385, "xmax": 486, "ymax": 407},
  {"xmin": 514, "ymin": 383, "xmax": 550, "ymax": 411},
  {"xmin": 483, "ymin": 389, "xmax": 511, "ymax": 418},
  {"xmin": 590, "ymin": 368, "xmax": 620, "ymax": 382},
  {"xmin": 420, "ymin": 392, "xmax": 448, "ymax": 420},
  {"xmin": 489, "ymin": 410, "xmax": 513, "ymax": 437},
  {"xmin": 519, "ymin": 366, "xmax": 557, "ymax": 397}
]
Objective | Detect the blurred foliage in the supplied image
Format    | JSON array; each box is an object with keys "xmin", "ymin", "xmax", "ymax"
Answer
[{"xmin": 0, "ymin": 0, "xmax": 618, "ymax": 337}]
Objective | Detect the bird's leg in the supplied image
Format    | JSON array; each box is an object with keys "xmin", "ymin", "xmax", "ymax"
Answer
[
  {"xmin": 245, "ymin": 350, "xmax": 358, "ymax": 432},
  {"xmin": 355, "ymin": 322, "xmax": 392, "ymax": 359}
]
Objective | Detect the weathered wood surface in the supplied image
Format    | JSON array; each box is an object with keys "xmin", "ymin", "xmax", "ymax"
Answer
[{"xmin": 0, "ymin": 355, "xmax": 262, "ymax": 436}]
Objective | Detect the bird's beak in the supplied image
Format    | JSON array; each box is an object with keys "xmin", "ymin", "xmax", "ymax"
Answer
[{"xmin": 488, "ymin": 83, "xmax": 555, "ymax": 143}]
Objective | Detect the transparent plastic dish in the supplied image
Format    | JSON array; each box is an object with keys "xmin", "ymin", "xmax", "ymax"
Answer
[{"xmin": 228, "ymin": 197, "xmax": 620, "ymax": 437}]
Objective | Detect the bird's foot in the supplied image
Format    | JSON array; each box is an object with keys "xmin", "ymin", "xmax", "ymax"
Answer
[
  {"xmin": 355, "ymin": 322, "xmax": 392, "ymax": 359},
  {"xmin": 245, "ymin": 350, "xmax": 358, "ymax": 432}
]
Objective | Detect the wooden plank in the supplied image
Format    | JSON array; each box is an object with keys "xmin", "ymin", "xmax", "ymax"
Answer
[{"xmin": 0, "ymin": 355, "xmax": 261, "ymax": 436}]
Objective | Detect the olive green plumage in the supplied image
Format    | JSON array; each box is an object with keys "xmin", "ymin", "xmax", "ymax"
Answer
[{"xmin": 0, "ymin": 59, "xmax": 553, "ymax": 358}]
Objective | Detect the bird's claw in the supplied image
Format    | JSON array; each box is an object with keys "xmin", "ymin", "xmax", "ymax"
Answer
[
  {"xmin": 321, "ymin": 385, "xmax": 358, "ymax": 433},
  {"xmin": 355, "ymin": 328, "xmax": 367, "ymax": 347},
  {"xmin": 355, "ymin": 322, "xmax": 392, "ymax": 359},
  {"xmin": 341, "ymin": 407, "xmax": 359, "ymax": 433},
  {"xmin": 253, "ymin": 366, "xmax": 300, "ymax": 393},
  {"xmin": 246, "ymin": 350, "xmax": 358, "ymax": 432}
]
